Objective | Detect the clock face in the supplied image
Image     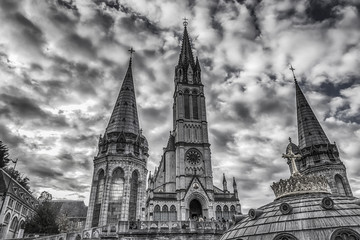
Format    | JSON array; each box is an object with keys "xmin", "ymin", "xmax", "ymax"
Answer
[{"xmin": 186, "ymin": 149, "xmax": 201, "ymax": 165}]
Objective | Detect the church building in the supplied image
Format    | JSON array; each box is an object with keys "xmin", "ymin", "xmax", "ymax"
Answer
[
  {"xmin": 145, "ymin": 22, "xmax": 241, "ymax": 221},
  {"xmin": 85, "ymin": 50, "xmax": 149, "ymax": 228}
]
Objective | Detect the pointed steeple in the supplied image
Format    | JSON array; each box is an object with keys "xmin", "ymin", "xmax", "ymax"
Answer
[
  {"xmin": 223, "ymin": 173, "xmax": 228, "ymax": 192},
  {"xmin": 195, "ymin": 56, "xmax": 201, "ymax": 71},
  {"xmin": 290, "ymin": 66, "xmax": 330, "ymax": 149},
  {"xmin": 106, "ymin": 48, "xmax": 139, "ymax": 135},
  {"xmin": 178, "ymin": 19, "xmax": 195, "ymax": 67}
]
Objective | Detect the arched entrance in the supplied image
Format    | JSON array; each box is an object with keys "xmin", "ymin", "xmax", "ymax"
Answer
[{"xmin": 189, "ymin": 199, "xmax": 202, "ymax": 219}]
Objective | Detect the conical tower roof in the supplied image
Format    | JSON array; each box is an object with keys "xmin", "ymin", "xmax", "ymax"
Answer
[
  {"xmin": 295, "ymin": 80, "xmax": 330, "ymax": 149},
  {"xmin": 105, "ymin": 54, "xmax": 139, "ymax": 135},
  {"xmin": 178, "ymin": 23, "xmax": 195, "ymax": 67}
]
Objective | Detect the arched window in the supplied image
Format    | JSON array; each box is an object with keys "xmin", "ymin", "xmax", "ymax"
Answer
[
  {"xmin": 330, "ymin": 228, "xmax": 360, "ymax": 240},
  {"xmin": 19, "ymin": 220, "xmax": 25, "ymax": 229},
  {"xmin": 192, "ymin": 91, "xmax": 199, "ymax": 119},
  {"xmin": 230, "ymin": 205, "xmax": 236, "ymax": 218},
  {"xmin": 223, "ymin": 205, "xmax": 229, "ymax": 220},
  {"xmin": 107, "ymin": 168, "xmax": 125, "ymax": 224},
  {"xmin": 215, "ymin": 205, "xmax": 222, "ymax": 220},
  {"xmin": 92, "ymin": 169, "xmax": 105, "ymax": 227},
  {"xmin": 154, "ymin": 205, "xmax": 161, "ymax": 221},
  {"xmin": 184, "ymin": 89, "xmax": 190, "ymax": 119},
  {"xmin": 10, "ymin": 216, "xmax": 18, "ymax": 230},
  {"xmin": 273, "ymin": 233, "xmax": 298, "ymax": 240},
  {"xmin": 4, "ymin": 213, "xmax": 11, "ymax": 223},
  {"xmin": 161, "ymin": 205, "xmax": 169, "ymax": 221},
  {"xmin": 335, "ymin": 174, "xmax": 346, "ymax": 196},
  {"xmin": 128, "ymin": 171, "xmax": 139, "ymax": 220},
  {"xmin": 169, "ymin": 205, "xmax": 177, "ymax": 221}
]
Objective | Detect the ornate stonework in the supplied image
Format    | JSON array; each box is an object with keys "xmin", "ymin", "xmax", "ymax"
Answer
[{"xmin": 271, "ymin": 173, "xmax": 329, "ymax": 199}]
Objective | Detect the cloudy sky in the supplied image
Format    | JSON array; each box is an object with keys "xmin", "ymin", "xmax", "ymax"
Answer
[{"xmin": 0, "ymin": 0, "xmax": 359, "ymax": 213}]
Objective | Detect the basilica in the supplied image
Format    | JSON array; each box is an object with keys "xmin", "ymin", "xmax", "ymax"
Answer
[
  {"xmin": 83, "ymin": 22, "xmax": 359, "ymax": 240},
  {"xmin": 85, "ymin": 23, "xmax": 240, "ymax": 228}
]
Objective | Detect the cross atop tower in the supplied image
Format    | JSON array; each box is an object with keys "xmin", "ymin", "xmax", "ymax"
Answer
[
  {"xmin": 128, "ymin": 47, "xmax": 135, "ymax": 58},
  {"xmin": 289, "ymin": 64, "xmax": 297, "ymax": 82},
  {"xmin": 183, "ymin": 17, "xmax": 188, "ymax": 27}
]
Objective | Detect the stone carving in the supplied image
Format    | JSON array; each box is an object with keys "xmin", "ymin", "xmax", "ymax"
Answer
[
  {"xmin": 271, "ymin": 173, "xmax": 329, "ymax": 199},
  {"xmin": 283, "ymin": 139, "xmax": 302, "ymax": 176},
  {"xmin": 271, "ymin": 140, "xmax": 330, "ymax": 199}
]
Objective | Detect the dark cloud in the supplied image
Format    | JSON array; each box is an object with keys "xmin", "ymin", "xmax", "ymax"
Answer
[
  {"xmin": 210, "ymin": 128, "xmax": 235, "ymax": 149},
  {"xmin": 0, "ymin": 124, "xmax": 23, "ymax": 148},
  {"xmin": 0, "ymin": 93, "xmax": 47, "ymax": 119},
  {"xmin": 305, "ymin": 0, "xmax": 340, "ymax": 22},
  {"xmin": 29, "ymin": 165, "xmax": 64, "ymax": 179},
  {"xmin": 57, "ymin": 0, "xmax": 78, "ymax": 11},
  {"xmin": 233, "ymin": 102, "xmax": 255, "ymax": 123},
  {"xmin": 0, "ymin": 0, "xmax": 359, "ymax": 209}
]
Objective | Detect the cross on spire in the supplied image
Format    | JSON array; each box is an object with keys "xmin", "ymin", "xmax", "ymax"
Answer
[
  {"xmin": 183, "ymin": 17, "xmax": 188, "ymax": 27},
  {"xmin": 289, "ymin": 64, "xmax": 297, "ymax": 82},
  {"xmin": 128, "ymin": 47, "xmax": 135, "ymax": 58}
]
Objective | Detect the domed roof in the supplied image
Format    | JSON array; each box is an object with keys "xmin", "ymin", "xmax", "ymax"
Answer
[{"xmin": 221, "ymin": 193, "xmax": 360, "ymax": 240}]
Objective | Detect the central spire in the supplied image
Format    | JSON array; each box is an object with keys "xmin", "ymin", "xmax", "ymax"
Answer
[
  {"xmin": 178, "ymin": 19, "xmax": 195, "ymax": 67},
  {"xmin": 105, "ymin": 49, "xmax": 139, "ymax": 135}
]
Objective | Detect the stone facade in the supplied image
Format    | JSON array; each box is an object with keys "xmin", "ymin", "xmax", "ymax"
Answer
[
  {"xmin": 146, "ymin": 24, "xmax": 240, "ymax": 222},
  {"xmin": 85, "ymin": 57, "xmax": 149, "ymax": 228},
  {"xmin": 286, "ymin": 79, "xmax": 352, "ymax": 197},
  {"xmin": 0, "ymin": 169, "xmax": 38, "ymax": 239}
]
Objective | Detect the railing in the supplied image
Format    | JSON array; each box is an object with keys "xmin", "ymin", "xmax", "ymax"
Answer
[
  {"xmin": 124, "ymin": 220, "xmax": 230, "ymax": 232},
  {"xmin": 31, "ymin": 221, "xmax": 231, "ymax": 240}
]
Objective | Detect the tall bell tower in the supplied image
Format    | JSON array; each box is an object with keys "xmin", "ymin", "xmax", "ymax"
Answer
[
  {"xmin": 85, "ymin": 50, "xmax": 149, "ymax": 228},
  {"xmin": 172, "ymin": 20, "xmax": 214, "ymax": 199},
  {"xmin": 146, "ymin": 21, "xmax": 240, "ymax": 221}
]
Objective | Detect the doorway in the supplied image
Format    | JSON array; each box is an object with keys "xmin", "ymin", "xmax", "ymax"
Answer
[{"xmin": 189, "ymin": 199, "xmax": 202, "ymax": 219}]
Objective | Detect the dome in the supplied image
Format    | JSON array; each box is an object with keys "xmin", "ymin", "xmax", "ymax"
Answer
[{"xmin": 221, "ymin": 193, "xmax": 360, "ymax": 240}]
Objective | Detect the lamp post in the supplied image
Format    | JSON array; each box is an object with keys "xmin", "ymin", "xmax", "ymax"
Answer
[{"xmin": 0, "ymin": 159, "xmax": 18, "ymax": 226}]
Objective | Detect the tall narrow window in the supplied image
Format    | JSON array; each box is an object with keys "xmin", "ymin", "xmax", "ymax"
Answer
[
  {"xmin": 192, "ymin": 94, "xmax": 198, "ymax": 119},
  {"xmin": 107, "ymin": 168, "xmax": 125, "ymax": 224},
  {"xmin": 161, "ymin": 205, "xmax": 169, "ymax": 221},
  {"xmin": 128, "ymin": 171, "xmax": 139, "ymax": 220},
  {"xmin": 230, "ymin": 205, "xmax": 236, "ymax": 219},
  {"xmin": 184, "ymin": 90, "xmax": 190, "ymax": 119},
  {"xmin": 10, "ymin": 216, "xmax": 19, "ymax": 238},
  {"xmin": 154, "ymin": 205, "xmax": 161, "ymax": 221},
  {"xmin": 92, "ymin": 169, "xmax": 105, "ymax": 227},
  {"xmin": 335, "ymin": 175, "xmax": 346, "ymax": 195},
  {"xmin": 169, "ymin": 205, "xmax": 177, "ymax": 221},
  {"xmin": 223, "ymin": 205, "xmax": 229, "ymax": 220},
  {"xmin": 215, "ymin": 205, "xmax": 222, "ymax": 220}
]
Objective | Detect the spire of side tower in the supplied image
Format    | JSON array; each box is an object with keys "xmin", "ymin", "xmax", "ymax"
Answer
[
  {"xmin": 106, "ymin": 48, "xmax": 139, "ymax": 135},
  {"xmin": 290, "ymin": 65, "xmax": 330, "ymax": 149}
]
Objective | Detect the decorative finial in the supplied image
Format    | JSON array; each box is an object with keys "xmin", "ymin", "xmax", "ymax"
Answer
[
  {"xmin": 289, "ymin": 137, "xmax": 292, "ymax": 143},
  {"xmin": 183, "ymin": 17, "xmax": 188, "ymax": 27},
  {"xmin": 128, "ymin": 47, "xmax": 135, "ymax": 58},
  {"xmin": 289, "ymin": 64, "xmax": 297, "ymax": 82}
]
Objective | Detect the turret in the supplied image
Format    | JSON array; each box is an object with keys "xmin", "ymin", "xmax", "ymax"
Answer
[
  {"xmin": 233, "ymin": 177, "xmax": 238, "ymax": 199},
  {"xmin": 223, "ymin": 173, "xmax": 228, "ymax": 192}
]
